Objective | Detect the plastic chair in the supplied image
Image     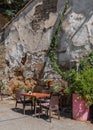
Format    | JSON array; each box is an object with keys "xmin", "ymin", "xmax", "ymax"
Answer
[
  {"xmin": 39, "ymin": 93, "xmax": 60, "ymax": 122},
  {"xmin": 15, "ymin": 89, "xmax": 33, "ymax": 114}
]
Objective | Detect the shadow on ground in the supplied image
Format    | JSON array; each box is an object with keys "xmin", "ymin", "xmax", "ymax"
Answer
[{"xmin": 11, "ymin": 106, "xmax": 73, "ymax": 123}]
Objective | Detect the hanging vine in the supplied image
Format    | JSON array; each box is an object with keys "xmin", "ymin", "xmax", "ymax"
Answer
[{"xmin": 48, "ymin": 0, "xmax": 69, "ymax": 78}]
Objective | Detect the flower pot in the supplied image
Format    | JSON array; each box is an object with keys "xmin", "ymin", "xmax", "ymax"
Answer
[
  {"xmin": 47, "ymin": 81, "xmax": 53, "ymax": 86},
  {"xmin": 72, "ymin": 94, "xmax": 90, "ymax": 121}
]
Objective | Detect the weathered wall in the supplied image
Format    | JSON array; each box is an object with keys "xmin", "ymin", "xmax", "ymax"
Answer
[
  {"xmin": 58, "ymin": 0, "xmax": 93, "ymax": 69},
  {"xmin": 0, "ymin": 43, "xmax": 5, "ymax": 80},
  {"xmin": 0, "ymin": 30, "xmax": 6, "ymax": 81},
  {"xmin": 4, "ymin": 0, "xmax": 63, "ymax": 83},
  {"xmin": 0, "ymin": 31, "xmax": 3, "ymax": 43},
  {"xmin": 4, "ymin": 0, "xmax": 93, "ymax": 86}
]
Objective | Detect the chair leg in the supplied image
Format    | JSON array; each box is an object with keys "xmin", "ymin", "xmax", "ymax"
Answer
[
  {"xmin": 15, "ymin": 101, "xmax": 17, "ymax": 108},
  {"xmin": 46, "ymin": 109, "xmax": 48, "ymax": 117},
  {"xmin": 57, "ymin": 110, "xmax": 60, "ymax": 120},
  {"xmin": 39, "ymin": 106, "xmax": 42, "ymax": 118},
  {"xmin": 23, "ymin": 104, "xmax": 25, "ymax": 115},
  {"xmin": 49, "ymin": 110, "xmax": 51, "ymax": 122},
  {"xmin": 31, "ymin": 102, "xmax": 33, "ymax": 110}
]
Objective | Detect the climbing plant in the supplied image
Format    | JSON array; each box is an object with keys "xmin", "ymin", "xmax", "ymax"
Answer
[
  {"xmin": 48, "ymin": 0, "xmax": 69, "ymax": 78},
  {"xmin": 0, "ymin": 0, "xmax": 29, "ymax": 18}
]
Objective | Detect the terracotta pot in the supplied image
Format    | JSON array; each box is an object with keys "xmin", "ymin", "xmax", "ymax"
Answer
[
  {"xmin": 47, "ymin": 81, "xmax": 53, "ymax": 86},
  {"xmin": 72, "ymin": 94, "xmax": 90, "ymax": 121}
]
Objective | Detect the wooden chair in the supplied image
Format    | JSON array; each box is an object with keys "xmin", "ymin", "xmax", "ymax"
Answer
[
  {"xmin": 15, "ymin": 89, "xmax": 33, "ymax": 114},
  {"xmin": 37, "ymin": 89, "xmax": 50, "ymax": 103},
  {"xmin": 39, "ymin": 93, "xmax": 60, "ymax": 122},
  {"xmin": 59, "ymin": 93, "xmax": 72, "ymax": 116}
]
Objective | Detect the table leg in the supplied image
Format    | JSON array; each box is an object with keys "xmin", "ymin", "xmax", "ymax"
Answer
[{"xmin": 33, "ymin": 98, "xmax": 37, "ymax": 117}]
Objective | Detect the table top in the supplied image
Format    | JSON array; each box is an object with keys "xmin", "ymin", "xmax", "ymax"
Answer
[{"xmin": 21, "ymin": 92, "xmax": 50, "ymax": 99}]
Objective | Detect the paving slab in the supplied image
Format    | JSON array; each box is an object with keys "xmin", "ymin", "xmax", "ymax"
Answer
[{"xmin": 0, "ymin": 97, "xmax": 93, "ymax": 130}]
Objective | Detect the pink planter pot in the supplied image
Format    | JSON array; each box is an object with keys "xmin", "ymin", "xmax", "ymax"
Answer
[{"xmin": 72, "ymin": 94, "xmax": 90, "ymax": 121}]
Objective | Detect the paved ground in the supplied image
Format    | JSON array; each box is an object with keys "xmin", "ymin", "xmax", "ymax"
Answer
[{"xmin": 0, "ymin": 96, "xmax": 93, "ymax": 130}]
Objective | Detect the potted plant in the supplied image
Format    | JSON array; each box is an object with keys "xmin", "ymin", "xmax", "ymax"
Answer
[
  {"xmin": 65, "ymin": 67, "xmax": 93, "ymax": 121},
  {"xmin": 47, "ymin": 80, "xmax": 53, "ymax": 87}
]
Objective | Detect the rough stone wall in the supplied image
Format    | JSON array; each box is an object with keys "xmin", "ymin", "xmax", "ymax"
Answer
[
  {"xmin": 0, "ymin": 31, "xmax": 6, "ymax": 81},
  {"xmin": 0, "ymin": 31, "xmax": 3, "ymax": 43},
  {"xmin": 58, "ymin": 0, "xmax": 93, "ymax": 69},
  {"xmin": 0, "ymin": 44, "xmax": 5, "ymax": 80},
  {"xmin": 4, "ymin": 0, "xmax": 93, "ymax": 88},
  {"xmin": 4, "ymin": 0, "xmax": 63, "ymax": 84}
]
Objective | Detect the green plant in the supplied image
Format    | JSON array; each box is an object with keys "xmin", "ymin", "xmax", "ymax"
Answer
[
  {"xmin": 49, "ymin": 85, "xmax": 62, "ymax": 94},
  {"xmin": 0, "ymin": 0, "xmax": 29, "ymax": 18},
  {"xmin": 65, "ymin": 67, "xmax": 93, "ymax": 106},
  {"xmin": 48, "ymin": 0, "xmax": 69, "ymax": 78}
]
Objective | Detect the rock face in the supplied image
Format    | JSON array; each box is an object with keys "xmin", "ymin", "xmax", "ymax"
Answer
[
  {"xmin": 2, "ymin": 0, "xmax": 93, "ymax": 85},
  {"xmin": 0, "ymin": 14, "xmax": 6, "ymax": 82},
  {"xmin": 0, "ymin": 44, "xmax": 5, "ymax": 80},
  {"xmin": 58, "ymin": 0, "xmax": 93, "ymax": 69},
  {"xmin": 4, "ymin": 0, "xmax": 63, "ymax": 83}
]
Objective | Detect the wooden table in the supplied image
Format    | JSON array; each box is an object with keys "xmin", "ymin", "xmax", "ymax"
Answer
[{"xmin": 21, "ymin": 92, "xmax": 50, "ymax": 116}]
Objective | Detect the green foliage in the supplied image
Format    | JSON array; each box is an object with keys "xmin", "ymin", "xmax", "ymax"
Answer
[
  {"xmin": 3, "ymin": 10, "xmax": 16, "ymax": 18},
  {"xmin": 65, "ymin": 67, "xmax": 93, "ymax": 106},
  {"xmin": 79, "ymin": 51, "xmax": 93, "ymax": 71},
  {"xmin": 48, "ymin": 0, "xmax": 69, "ymax": 78},
  {"xmin": 0, "ymin": 0, "xmax": 29, "ymax": 18},
  {"xmin": 64, "ymin": 51, "xmax": 93, "ymax": 106},
  {"xmin": 65, "ymin": 69, "xmax": 77, "ymax": 82}
]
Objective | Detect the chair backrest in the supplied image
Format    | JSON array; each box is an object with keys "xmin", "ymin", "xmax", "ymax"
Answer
[
  {"xmin": 49, "ymin": 94, "xmax": 59, "ymax": 110},
  {"xmin": 15, "ymin": 89, "xmax": 25, "ymax": 101},
  {"xmin": 60, "ymin": 94, "xmax": 72, "ymax": 107}
]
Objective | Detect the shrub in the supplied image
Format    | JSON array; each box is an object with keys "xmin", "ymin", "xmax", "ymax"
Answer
[{"xmin": 65, "ymin": 67, "xmax": 93, "ymax": 106}]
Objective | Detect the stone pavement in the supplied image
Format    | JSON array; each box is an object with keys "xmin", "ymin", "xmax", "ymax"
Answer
[{"xmin": 0, "ymin": 96, "xmax": 93, "ymax": 130}]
